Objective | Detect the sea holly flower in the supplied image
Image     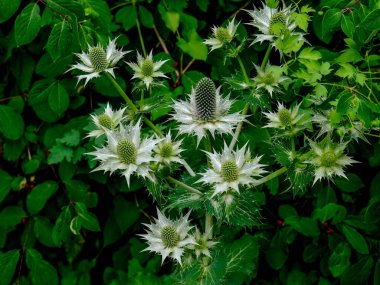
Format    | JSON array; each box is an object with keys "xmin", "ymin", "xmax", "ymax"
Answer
[
  {"xmin": 252, "ymin": 64, "xmax": 287, "ymax": 97},
  {"xmin": 197, "ymin": 143, "xmax": 266, "ymax": 197},
  {"xmin": 153, "ymin": 132, "xmax": 195, "ymax": 176},
  {"xmin": 87, "ymin": 103, "xmax": 127, "ymax": 138},
  {"xmin": 246, "ymin": 2, "xmax": 306, "ymax": 51},
  {"xmin": 187, "ymin": 227, "xmax": 217, "ymax": 258},
  {"xmin": 263, "ymin": 102, "xmax": 304, "ymax": 132},
  {"xmin": 126, "ymin": 51, "xmax": 168, "ymax": 90},
  {"xmin": 68, "ymin": 38, "xmax": 129, "ymax": 86},
  {"xmin": 171, "ymin": 77, "xmax": 245, "ymax": 146},
  {"xmin": 306, "ymin": 137, "xmax": 357, "ymax": 185},
  {"xmin": 204, "ymin": 17, "xmax": 239, "ymax": 52},
  {"xmin": 87, "ymin": 119, "xmax": 158, "ymax": 186},
  {"xmin": 139, "ymin": 208, "xmax": 196, "ymax": 265}
]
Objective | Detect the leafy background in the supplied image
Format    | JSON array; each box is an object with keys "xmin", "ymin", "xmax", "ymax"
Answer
[{"xmin": 1, "ymin": 0, "xmax": 380, "ymax": 284}]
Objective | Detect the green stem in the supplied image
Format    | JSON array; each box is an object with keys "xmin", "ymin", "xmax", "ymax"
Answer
[
  {"xmin": 205, "ymin": 213, "xmax": 213, "ymax": 239},
  {"xmin": 167, "ymin": 177, "xmax": 202, "ymax": 196},
  {"xmin": 203, "ymin": 137, "xmax": 212, "ymax": 167},
  {"xmin": 142, "ymin": 117, "xmax": 163, "ymax": 137},
  {"xmin": 237, "ymin": 55, "xmax": 249, "ymax": 84},
  {"xmin": 291, "ymin": 136, "xmax": 296, "ymax": 156},
  {"xmin": 140, "ymin": 90, "xmax": 144, "ymax": 110},
  {"xmin": 256, "ymin": 167, "xmax": 287, "ymax": 186},
  {"xmin": 261, "ymin": 45, "xmax": 272, "ymax": 70},
  {"xmin": 136, "ymin": 19, "xmax": 147, "ymax": 57},
  {"xmin": 229, "ymin": 104, "xmax": 249, "ymax": 150}
]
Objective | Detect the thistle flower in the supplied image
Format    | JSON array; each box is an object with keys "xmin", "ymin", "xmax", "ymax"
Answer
[
  {"xmin": 187, "ymin": 227, "xmax": 217, "ymax": 258},
  {"xmin": 306, "ymin": 138, "xmax": 357, "ymax": 185},
  {"xmin": 252, "ymin": 64, "xmax": 287, "ymax": 97},
  {"xmin": 139, "ymin": 208, "xmax": 196, "ymax": 265},
  {"xmin": 153, "ymin": 132, "xmax": 195, "ymax": 176},
  {"xmin": 68, "ymin": 38, "xmax": 129, "ymax": 86},
  {"xmin": 126, "ymin": 51, "xmax": 168, "ymax": 90},
  {"xmin": 197, "ymin": 143, "xmax": 266, "ymax": 197},
  {"xmin": 87, "ymin": 119, "xmax": 158, "ymax": 186},
  {"xmin": 171, "ymin": 77, "xmax": 245, "ymax": 146},
  {"xmin": 263, "ymin": 102, "xmax": 304, "ymax": 131},
  {"xmin": 204, "ymin": 17, "xmax": 239, "ymax": 52},
  {"xmin": 87, "ymin": 103, "xmax": 127, "ymax": 138},
  {"xmin": 246, "ymin": 2, "xmax": 306, "ymax": 50}
]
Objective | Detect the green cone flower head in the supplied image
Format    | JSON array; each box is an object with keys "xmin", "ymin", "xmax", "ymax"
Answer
[
  {"xmin": 197, "ymin": 142, "xmax": 266, "ymax": 197},
  {"xmin": 126, "ymin": 50, "xmax": 168, "ymax": 90},
  {"xmin": 87, "ymin": 103, "xmax": 127, "ymax": 138},
  {"xmin": 68, "ymin": 38, "xmax": 130, "ymax": 86},
  {"xmin": 263, "ymin": 102, "xmax": 305, "ymax": 133},
  {"xmin": 87, "ymin": 119, "xmax": 159, "ymax": 186},
  {"xmin": 204, "ymin": 17, "xmax": 239, "ymax": 52},
  {"xmin": 252, "ymin": 64, "xmax": 288, "ymax": 97},
  {"xmin": 306, "ymin": 137, "xmax": 357, "ymax": 185},
  {"xmin": 139, "ymin": 209, "xmax": 196, "ymax": 266},
  {"xmin": 172, "ymin": 78, "xmax": 246, "ymax": 146}
]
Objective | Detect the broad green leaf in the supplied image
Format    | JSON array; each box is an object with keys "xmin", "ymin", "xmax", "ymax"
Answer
[
  {"xmin": 359, "ymin": 9, "xmax": 380, "ymax": 30},
  {"xmin": 299, "ymin": 47, "xmax": 321, "ymax": 61},
  {"xmin": 115, "ymin": 5, "xmax": 137, "ymax": 31},
  {"xmin": 14, "ymin": 3, "xmax": 41, "ymax": 46},
  {"xmin": 0, "ymin": 250, "xmax": 20, "ymax": 285},
  {"xmin": 47, "ymin": 81, "xmax": 70, "ymax": 116},
  {"xmin": 26, "ymin": 181, "xmax": 58, "ymax": 215},
  {"xmin": 21, "ymin": 159, "xmax": 40, "ymax": 175},
  {"xmin": 86, "ymin": 0, "xmax": 112, "ymax": 31},
  {"xmin": 316, "ymin": 203, "xmax": 346, "ymax": 224},
  {"xmin": 0, "ymin": 0, "xmax": 21, "ymax": 23},
  {"xmin": 336, "ymin": 91, "xmax": 353, "ymax": 114},
  {"xmin": 0, "ymin": 206, "xmax": 26, "ymax": 228},
  {"xmin": 0, "ymin": 170, "xmax": 13, "ymax": 203},
  {"xmin": 163, "ymin": 11, "xmax": 179, "ymax": 32},
  {"xmin": 341, "ymin": 15, "xmax": 355, "ymax": 38},
  {"xmin": 113, "ymin": 197, "xmax": 140, "ymax": 233},
  {"xmin": 0, "ymin": 105, "xmax": 24, "ymax": 140},
  {"xmin": 26, "ymin": 249, "xmax": 58, "ymax": 285},
  {"xmin": 328, "ymin": 242, "xmax": 351, "ymax": 277},
  {"xmin": 52, "ymin": 206, "xmax": 72, "ymax": 246},
  {"xmin": 266, "ymin": 245, "xmax": 288, "ymax": 270},
  {"xmin": 279, "ymin": 205, "xmax": 298, "ymax": 219},
  {"xmin": 335, "ymin": 173, "xmax": 364, "ymax": 192},
  {"xmin": 374, "ymin": 259, "xmax": 380, "ymax": 285},
  {"xmin": 286, "ymin": 217, "xmax": 320, "ymax": 237},
  {"xmin": 177, "ymin": 30, "xmax": 207, "ymax": 61},
  {"xmin": 75, "ymin": 202, "xmax": 100, "ymax": 232},
  {"xmin": 34, "ymin": 217, "xmax": 56, "ymax": 247},
  {"xmin": 321, "ymin": 9, "xmax": 342, "ymax": 42},
  {"xmin": 340, "ymin": 257, "xmax": 374, "ymax": 285},
  {"xmin": 46, "ymin": 19, "xmax": 73, "ymax": 61},
  {"xmin": 342, "ymin": 225, "xmax": 369, "ymax": 254},
  {"xmin": 47, "ymin": 143, "xmax": 73, "ymax": 164},
  {"xmin": 139, "ymin": 6, "xmax": 153, "ymax": 28}
]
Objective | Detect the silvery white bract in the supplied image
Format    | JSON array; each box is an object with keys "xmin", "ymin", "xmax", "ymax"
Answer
[
  {"xmin": 153, "ymin": 132, "xmax": 195, "ymax": 176},
  {"xmin": 197, "ymin": 143, "xmax": 266, "ymax": 197},
  {"xmin": 204, "ymin": 17, "xmax": 239, "ymax": 52},
  {"xmin": 263, "ymin": 102, "xmax": 304, "ymax": 129},
  {"xmin": 87, "ymin": 119, "xmax": 158, "ymax": 186},
  {"xmin": 246, "ymin": 2, "xmax": 306, "ymax": 50},
  {"xmin": 87, "ymin": 103, "xmax": 127, "ymax": 138},
  {"xmin": 126, "ymin": 51, "xmax": 168, "ymax": 90},
  {"xmin": 68, "ymin": 38, "xmax": 129, "ymax": 86},
  {"xmin": 171, "ymin": 84, "xmax": 245, "ymax": 147},
  {"xmin": 306, "ymin": 138, "xmax": 357, "ymax": 185},
  {"xmin": 252, "ymin": 64, "xmax": 288, "ymax": 97},
  {"xmin": 139, "ymin": 209, "xmax": 196, "ymax": 265},
  {"xmin": 187, "ymin": 227, "xmax": 217, "ymax": 258}
]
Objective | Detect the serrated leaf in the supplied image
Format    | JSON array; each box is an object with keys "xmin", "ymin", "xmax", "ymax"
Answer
[
  {"xmin": 46, "ymin": 19, "xmax": 72, "ymax": 61},
  {"xmin": 0, "ymin": 105, "xmax": 24, "ymax": 140},
  {"xmin": 342, "ymin": 225, "xmax": 369, "ymax": 255},
  {"xmin": 14, "ymin": 3, "xmax": 41, "ymax": 46},
  {"xmin": 58, "ymin": 129, "xmax": 80, "ymax": 147},
  {"xmin": 299, "ymin": 47, "xmax": 321, "ymax": 61},
  {"xmin": 0, "ymin": 250, "xmax": 20, "ymax": 285},
  {"xmin": 26, "ymin": 181, "xmax": 58, "ymax": 215},
  {"xmin": 47, "ymin": 143, "xmax": 73, "ymax": 164}
]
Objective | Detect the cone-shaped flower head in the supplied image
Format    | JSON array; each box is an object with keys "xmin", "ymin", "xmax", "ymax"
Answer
[
  {"xmin": 252, "ymin": 64, "xmax": 287, "ymax": 97},
  {"xmin": 197, "ymin": 142, "xmax": 267, "ymax": 197},
  {"xmin": 139, "ymin": 209, "xmax": 196, "ymax": 266},
  {"xmin": 172, "ymin": 78, "xmax": 245, "ymax": 146},
  {"xmin": 246, "ymin": 2, "xmax": 306, "ymax": 51},
  {"xmin": 87, "ymin": 119, "xmax": 159, "ymax": 186},
  {"xmin": 306, "ymin": 137, "xmax": 358, "ymax": 185},
  {"xmin": 126, "ymin": 51, "xmax": 168, "ymax": 90},
  {"xmin": 204, "ymin": 17, "xmax": 239, "ymax": 52},
  {"xmin": 263, "ymin": 102, "xmax": 304, "ymax": 130},
  {"xmin": 187, "ymin": 227, "xmax": 217, "ymax": 258},
  {"xmin": 87, "ymin": 103, "xmax": 127, "ymax": 138},
  {"xmin": 68, "ymin": 38, "xmax": 129, "ymax": 86}
]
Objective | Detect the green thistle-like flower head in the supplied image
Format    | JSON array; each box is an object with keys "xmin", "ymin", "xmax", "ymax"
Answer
[
  {"xmin": 97, "ymin": 114, "xmax": 113, "ymax": 129},
  {"xmin": 195, "ymin": 77, "xmax": 217, "ymax": 120},
  {"xmin": 159, "ymin": 142, "xmax": 173, "ymax": 158},
  {"xmin": 215, "ymin": 27, "xmax": 233, "ymax": 44},
  {"xmin": 320, "ymin": 151, "xmax": 336, "ymax": 167},
  {"xmin": 221, "ymin": 160, "xmax": 239, "ymax": 182},
  {"xmin": 141, "ymin": 59, "xmax": 154, "ymax": 77},
  {"xmin": 277, "ymin": 107, "xmax": 292, "ymax": 127},
  {"xmin": 117, "ymin": 139, "xmax": 137, "ymax": 165},
  {"xmin": 269, "ymin": 12, "xmax": 286, "ymax": 35},
  {"xmin": 89, "ymin": 46, "xmax": 108, "ymax": 71},
  {"xmin": 161, "ymin": 225, "xmax": 180, "ymax": 248}
]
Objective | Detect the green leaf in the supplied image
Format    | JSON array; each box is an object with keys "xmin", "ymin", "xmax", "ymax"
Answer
[
  {"xmin": 266, "ymin": 245, "xmax": 288, "ymax": 270},
  {"xmin": 286, "ymin": 217, "xmax": 320, "ymax": 237},
  {"xmin": 34, "ymin": 217, "xmax": 56, "ymax": 247},
  {"xmin": 340, "ymin": 257, "xmax": 374, "ymax": 285},
  {"xmin": 22, "ymin": 159, "xmax": 40, "ymax": 175},
  {"xmin": 0, "ymin": 206, "xmax": 27, "ymax": 228},
  {"xmin": 14, "ymin": 3, "xmax": 41, "ymax": 46},
  {"xmin": 294, "ymin": 13, "xmax": 309, "ymax": 32},
  {"xmin": 335, "ymin": 173, "xmax": 364, "ymax": 192},
  {"xmin": 321, "ymin": 8, "xmax": 342, "ymax": 42},
  {"xmin": 0, "ymin": 250, "xmax": 20, "ymax": 285},
  {"xmin": 46, "ymin": 19, "xmax": 73, "ymax": 61},
  {"xmin": 47, "ymin": 143, "xmax": 73, "ymax": 164},
  {"xmin": 58, "ymin": 129, "xmax": 80, "ymax": 146},
  {"xmin": 113, "ymin": 197, "xmax": 140, "ymax": 233},
  {"xmin": 177, "ymin": 30, "xmax": 207, "ymax": 61},
  {"xmin": 139, "ymin": 6, "xmax": 153, "ymax": 28},
  {"xmin": 0, "ymin": 170, "xmax": 13, "ymax": 203},
  {"xmin": 0, "ymin": 105, "xmax": 24, "ymax": 140},
  {"xmin": 336, "ymin": 91, "xmax": 353, "ymax": 114},
  {"xmin": 279, "ymin": 205, "xmax": 298, "ymax": 219},
  {"xmin": 341, "ymin": 15, "xmax": 355, "ymax": 38},
  {"xmin": 299, "ymin": 47, "xmax": 321, "ymax": 61},
  {"xmin": 0, "ymin": 0, "xmax": 21, "ymax": 23},
  {"xmin": 342, "ymin": 225, "xmax": 369, "ymax": 254},
  {"xmin": 26, "ymin": 249, "xmax": 58, "ymax": 285},
  {"xmin": 26, "ymin": 181, "xmax": 58, "ymax": 215},
  {"xmin": 359, "ymin": 9, "xmax": 380, "ymax": 30},
  {"xmin": 86, "ymin": 0, "xmax": 112, "ymax": 31},
  {"xmin": 75, "ymin": 202, "xmax": 100, "ymax": 232},
  {"xmin": 316, "ymin": 203, "xmax": 346, "ymax": 224},
  {"xmin": 52, "ymin": 206, "xmax": 72, "ymax": 246},
  {"xmin": 48, "ymin": 81, "xmax": 70, "ymax": 116},
  {"xmin": 328, "ymin": 242, "xmax": 351, "ymax": 277},
  {"xmin": 115, "ymin": 5, "xmax": 137, "ymax": 31},
  {"xmin": 161, "ymin": 11, "xmax": 180, "ymax": 32}
]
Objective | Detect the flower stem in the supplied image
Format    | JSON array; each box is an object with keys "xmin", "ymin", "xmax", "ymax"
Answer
[
  {"xmin": 205, "ymin": 213, "xmax": 213, "ymax": 239},
  {"xmin": 136, "ymin": 19, "xmax": 147, "ymax": 57},
  {"xmin": 261, "ymin": 45, "xmax": 272, "ymax": 70},
  {"xmin": 203, "ymin": 137, "xmax": 212, "ymax": 167},
  {"xmin": 105, "ymin": 73, "xmax": 164, "ymax": 137},
  {"xmin": 237, "ymin": 55, "xmax": 249, "ymax": 83},
  {"xmin": 256, "ymin": 166, "xmax": 287, "ymax": 186},
  {"xmin": 167, "ymin": 176, "xmax": 203, "ymax": 196}
]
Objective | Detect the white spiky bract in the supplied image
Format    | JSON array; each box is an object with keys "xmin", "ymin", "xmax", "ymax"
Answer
[
  {"xmin": 204, "ymin": 17, "xmax": 239, "ymax": 52},
  {"xmin": 153, "ymin": 132, "xmax": 195, "ymax": 176},
  {"xmin": 171, "ymin": 84, "xmax": 245, "ymax": 147},
  {"xmin": 307, "ymin": 138, "xmax": 357, "ymax": 185},
  {"xmin": 246, "ymin": 2, "xmax": 306, "ymax": 50},
  {"xmin": 68, "ymin": 38, "xmax": 129, "ymax": 86},
  {"xmin": 139, "ymin": 208, "xmax": 196, "ymax": 265},
  {"xmin": 263, "ymin": 102, "xmax": 304, "ymax": 129},
  {"xmin": 187, "ymin": 227, "xmax": 217, "ymax": 258},
  {"xmin": 87, "ymin": 119, "xmax": 159, "ymax": 186},
  {"xmin": 198, "ymin": 143, "xmax": 266, "ymax": 197},
  {"xmin": 252, "ymin": 64, "xmax": 287, "ymax": 97},
  {"xmin": 87, "ymin": 103, "xmax": 127, "ymax": 138},
  {"xmin": 126, "ymin": 50, "xmax": 168, "ymax": 90}
]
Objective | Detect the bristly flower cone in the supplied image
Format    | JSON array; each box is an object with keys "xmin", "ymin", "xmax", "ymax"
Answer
[{"xmin": 195, "ymin": 77, "xmax": 216, "ymax": 120}]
